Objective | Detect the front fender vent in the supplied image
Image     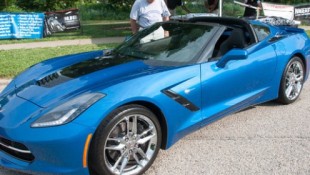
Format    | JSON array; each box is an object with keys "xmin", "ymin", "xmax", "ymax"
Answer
[{"xmin": 162, "ymin": 89, "xmax": 199, "ymax": 112}]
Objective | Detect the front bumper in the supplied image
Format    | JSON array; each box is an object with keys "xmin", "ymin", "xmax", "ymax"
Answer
[{"xmin": 0, "ymin": 94, "xmax": 94, "ymax": 175}]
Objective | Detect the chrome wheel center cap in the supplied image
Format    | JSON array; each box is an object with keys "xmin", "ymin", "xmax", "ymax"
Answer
[
  {"xmin": 127, "ymin": 141, "xmax": 135, "ymax": 149},
  {"xmin": 125, "ymin": 135, "xmax": 137, "ymax": 151}
]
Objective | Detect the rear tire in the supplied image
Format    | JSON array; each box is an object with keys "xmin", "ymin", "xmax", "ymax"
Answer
[
  {"xmin": 89, "ymin": 105, "xmax": 162, "ymax": 175},
  {"xmin": 277, "ymin": 57, "xmax": 305, "ymax": 104}
]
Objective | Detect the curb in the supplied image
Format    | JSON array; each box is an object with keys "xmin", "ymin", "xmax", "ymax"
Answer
[
  {"xmin": 0, "ymin": 37, "xmax": 124, "ymax": 50},
  {"xmin": 300, "ymin": 26, "xmax": 310, "ymax": 31},
  {"xmin": 0, "ymin": 79, "xmax": 11, "ymax": 85}
]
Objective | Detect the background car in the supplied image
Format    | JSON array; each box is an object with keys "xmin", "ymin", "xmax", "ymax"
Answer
[{"xmin": 0, "ymin": 17, "xmax": 309, "ymax": 175}]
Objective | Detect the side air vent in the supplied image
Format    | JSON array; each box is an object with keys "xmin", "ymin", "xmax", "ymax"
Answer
[
  {"xmin": 37, "ymin": 72, "xmax": 71, "ymax": 88},
  {"xmin": 162, "ymin": 89, "xmax": 199, "ymax": 112},
  {"xmin": 0, "ymin": 137, "xmax": 35, "ymax": 162}
]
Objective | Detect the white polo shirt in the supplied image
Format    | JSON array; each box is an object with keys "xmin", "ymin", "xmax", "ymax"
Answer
[{"xmin": 130, "ymin": 0, "xmax": 170, "ymax": 28}]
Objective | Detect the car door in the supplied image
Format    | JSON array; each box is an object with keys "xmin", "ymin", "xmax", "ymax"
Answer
[{"xmin": 200, "ymin": 29, "xmax": 277, "ymax": 126}]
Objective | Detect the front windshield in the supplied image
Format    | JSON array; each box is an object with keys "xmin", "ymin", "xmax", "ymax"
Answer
[{"xmin": 113, "ymin": 22, "xmax": 217, "ymax": 66}]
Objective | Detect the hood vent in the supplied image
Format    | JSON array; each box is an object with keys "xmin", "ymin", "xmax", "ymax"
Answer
[{"xmin": 37, "ymin": 72, "xmax": 72, "ymax": 88}]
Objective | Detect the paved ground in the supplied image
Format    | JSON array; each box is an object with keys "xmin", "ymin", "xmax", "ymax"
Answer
[
  {"xmin": 0, "ymin": 37, "xmax": 124, "ymax": 50},
  {"xmin": 0, "ymin": 80, "xmax": 309, "ymax": 175}
]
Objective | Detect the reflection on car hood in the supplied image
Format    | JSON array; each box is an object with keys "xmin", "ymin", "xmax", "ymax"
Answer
[{"xmin": 12, "ymin": 50, "xmax": 171, "ymax": 108}]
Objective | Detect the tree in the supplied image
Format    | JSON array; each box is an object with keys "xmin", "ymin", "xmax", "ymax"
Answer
[{"xmin": 16, "ymin": 0, "xmax": 80, "ymax": 11}]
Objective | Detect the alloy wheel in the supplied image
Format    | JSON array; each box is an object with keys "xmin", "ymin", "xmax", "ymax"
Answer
[
  {"xmin": 104, "ymin": 114, "xmax": 158, "ymax": 175},
  {"xmin": 285, "ymin": 60, "xmax": 304, "ymax": 100}
]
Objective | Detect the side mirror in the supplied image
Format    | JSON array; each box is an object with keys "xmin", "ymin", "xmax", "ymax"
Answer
[{"xmin": 216, "ymin": 49, "xmax": 248, "ymax": 68}]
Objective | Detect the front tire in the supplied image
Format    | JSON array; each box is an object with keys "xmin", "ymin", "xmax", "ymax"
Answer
[
  {"xmin": 89, "ymin": 105, "xmax": 162, "ymax": 175},
  {"xmin": 277, "ymin": 57, "xmax": 305, "ymax": 104}
]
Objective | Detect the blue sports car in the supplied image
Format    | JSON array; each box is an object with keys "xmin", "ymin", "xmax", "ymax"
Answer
[{"xmin": 0, "ymin": 17, "xmax": 309, "ymax": 175}]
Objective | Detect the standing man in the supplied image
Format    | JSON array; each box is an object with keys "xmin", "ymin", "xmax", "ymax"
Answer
[
  {"xmin": 130, "ymin": 0, "xmax": 170, "ymax": 35},
  {"xmin": 205, "ymin": 0, "xmax": 219, "ymax": 14},
  {"xmin": 243, "ymin": 0, "xmax": 262, "ymax": 17}
]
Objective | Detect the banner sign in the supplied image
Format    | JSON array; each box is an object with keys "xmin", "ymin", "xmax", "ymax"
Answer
[
  {"xmin": 295, "ymin": 5, "xmax": 310, "ymax": 18},
  {"xmin": 262, "ymin": 2, "xmax": 295, "ymax": 20},
  {"xmin": 0, "ymin": 13, "xmax": 44, "ymax": 39},
  {"xmin": 294, "ymin": 5, "xmax": 310, "ymax": 25},
  {"xmin": 295, "ymin": 5, "xmax": 310, "ymax": 17},
  {"xmin": 45, "ymin": 9, "xmax": 80, "ymax": 35}
]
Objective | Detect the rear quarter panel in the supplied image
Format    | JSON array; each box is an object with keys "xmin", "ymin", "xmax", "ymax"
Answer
[{"xmin": 272, "ymin": 31, "xmax": 310, "ymax": 90}]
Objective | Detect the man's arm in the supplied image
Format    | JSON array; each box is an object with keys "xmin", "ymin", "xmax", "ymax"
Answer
[
  {"xmin": 130, "ymin": 19, "xmax": 139, "ymax": 35},
  {"xmin": 129, "ymin": 0, "xmax": 140, "ymax": 35},
  {"xmin": 163, "ymin": 16, "xmax": 169, "ymax": 22},
  {"xmin": 257, "ymin": 0, "xmax": 262, "ymax": 8},
  {"xmin": 162, "ymin": 16, "xmax": 170, "ymax": 37}
]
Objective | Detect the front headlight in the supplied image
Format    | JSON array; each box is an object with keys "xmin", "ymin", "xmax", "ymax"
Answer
[{"xmin": 31, "ymin": 93, "xmax": 105, "ymax": 128}]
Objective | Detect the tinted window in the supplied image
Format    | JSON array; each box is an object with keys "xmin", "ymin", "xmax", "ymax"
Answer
[
  {"xmin": 253, "ymin": 25, "xmax": 270, "ymax": 41},
  {"xmin": 113, "ymin": 22, "xmax": 218, "ymax": 66}
]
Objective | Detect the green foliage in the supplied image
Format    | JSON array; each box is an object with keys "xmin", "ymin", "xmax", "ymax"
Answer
[
  {"xmin": 223, "ymin": 2, "xmax": 244, "ymax": 17},
  {"xmin": 107, "ymin": 0, "xmax": 135, "ymax": 8},
  {"xmin": 15, "ymin": 0, "xmax": 79, "ymax": 11},
  {"xmin": 0, "ymin": 0, "xmax": 22, "ymax": 12},
  {"xmin": 79, "ymin": 3, "xmax": 131, "ymax": 20},
  {"xmin": 180, "ymin": 0, "xmax": 244, "ymax": 17},
  {"xmin": 2, "ymin": 4, "xmax": 24, "ymax": 12}
]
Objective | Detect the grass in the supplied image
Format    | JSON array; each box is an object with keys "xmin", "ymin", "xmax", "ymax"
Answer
[
  {"xmin": 0, "ymin": 43, "xmax": 119, "ymax": 78},
  {"xmin": 0, "ymin": 21, "xmax": 131, "ymax": 45}
]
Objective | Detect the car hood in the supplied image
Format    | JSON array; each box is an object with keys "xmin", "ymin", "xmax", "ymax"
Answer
[{"xmin": 12, "ymin": 50, "xmax": 172, "ymax": 108}]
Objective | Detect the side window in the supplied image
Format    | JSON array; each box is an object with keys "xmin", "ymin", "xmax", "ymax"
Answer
[
  {"xmin": 253, "ymin": 25, "xmax": 271, "ymax": 42},
  {"xmin": 210, "ymin": 29, "xmax": 232, "ymax": 60},
  {"xmin": 210, "ymin": 27, "xmax": 248, "ymax": 61}
]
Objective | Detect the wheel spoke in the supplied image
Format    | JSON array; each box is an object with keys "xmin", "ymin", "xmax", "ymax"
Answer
[
  {"xmin": 293, "ymin": 64, "xmax": 299, "ymax": 74},
  {"xmin": 105, "ymin": 143, "xmax": 125, "ymax": 151},
  {"xmin": 295, "ymin": 75, "xmax": 303, "ymax": 82},
  {"xmin": 285, "ymin": 84, "xmax": 293, "ymax": 98},
  {"xmin": 132, "ymin": 115, "xmax": 138, "ymax": 135},
  {"xmin": 139, "ymin": 127, "xmax": 154, "ymax": 138},
  {"xmin": 133, "ymin": 152, "xmax": 143, "ymax": 167},
  {"xmin": 126, "ymin": 117, "xmax": 130, "ymax": 134},
  {"xmin": 112, "ymin": 151, "xmax": 127, "ymax": 171},
  {"xmin": 119, "ymin": 156, "xmax": 129, "ymax": 174},
  {"xmin": 137, "ymin": 134, "xmax": 156, "ymax": 145},
  {"xmin": 137, "ymin": 148, "xmax": 149, "ymax": 161},
  {"xmin": 294, "ymin": 83, "xmax": 302, "ymax": 94},
  {"xmin": 107, "ymin": 137, "xmax": 124, "ymax": 143},
  {"xmin": 288, "ymin": 67, "xmax": 294, "ymax": 74}
]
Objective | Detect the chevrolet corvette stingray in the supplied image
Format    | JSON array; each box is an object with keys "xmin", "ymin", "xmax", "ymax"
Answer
[{"xmin": 0, "ymin": 17, "xmax": 309, "ymax": 175}]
